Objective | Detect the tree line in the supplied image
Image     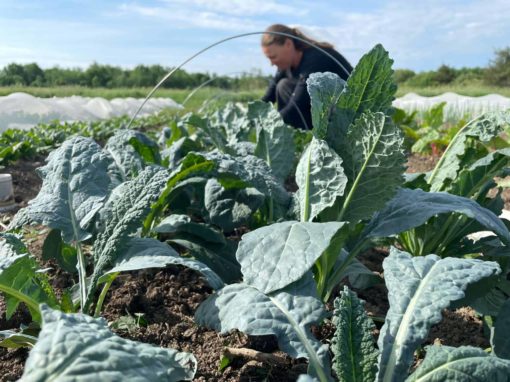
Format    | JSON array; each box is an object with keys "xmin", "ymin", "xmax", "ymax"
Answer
[
  {"xmin": 394, "ymin": 47, "xmax": 510, "ymax": 87},
  {"xmin": 1, "ymin": 47, "xmax": 509, "ymax": 89},
  {"xmin": 0, "ymin": 63, "xmax": 270, "ymax": 90}
]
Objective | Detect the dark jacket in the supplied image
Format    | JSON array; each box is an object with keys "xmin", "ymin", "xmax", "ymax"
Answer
[{"xmin": 262, "ymin": 47, "xmax": 353, "ymax": 129}]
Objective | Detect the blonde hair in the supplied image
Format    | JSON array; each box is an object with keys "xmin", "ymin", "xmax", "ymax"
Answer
[{"xmin": 261, "ymin": 24, "xmax": 333, "ymax": 51}]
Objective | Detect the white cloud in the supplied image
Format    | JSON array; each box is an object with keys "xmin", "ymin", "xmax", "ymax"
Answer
[
  {"xmin": 118, "ymin": 0, "xmax": 308, "ymax": 32},
  {"xmin": 0, "ymin": 44, "xmax": 90, "ymax": 69},
  {"xmin": 159, "ymin": 0, "xmax": 307, "ymax": 17},
  {"xmin": 301, "ymin": 0, "xmax": 510, "ymax": 69},
  {"xmin": 118, "ymin": 3, "xmax": 264, "ymax": 31}
]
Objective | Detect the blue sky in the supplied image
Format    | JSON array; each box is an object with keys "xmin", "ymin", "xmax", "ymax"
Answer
[{"xmin": 0, "ymin": 0, "xmax": 509, "ymax": 75}]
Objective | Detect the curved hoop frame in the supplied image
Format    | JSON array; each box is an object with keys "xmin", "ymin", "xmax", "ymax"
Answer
[{"xmin": 127, "ymin": 30, "xmax": 350, "ymax": 128}]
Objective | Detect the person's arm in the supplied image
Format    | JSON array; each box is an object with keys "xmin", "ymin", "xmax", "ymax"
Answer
[
  {"xmin": 261, "ymin": 70, "xmax": 285, "ymax": 103},
  {"xmin": 278, "ymin": 75, "xmax": 311, "ymax": 129}
]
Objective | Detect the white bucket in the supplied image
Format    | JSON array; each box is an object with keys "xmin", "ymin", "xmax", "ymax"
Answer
[{"xmin": 0, "ymin": 174, "xmax": 15, "ymax": 212}]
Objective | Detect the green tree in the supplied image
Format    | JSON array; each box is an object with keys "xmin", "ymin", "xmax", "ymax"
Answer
[
  {"xmin": 393, "ymin": 69, "xmax": 416, "ymax": 85},
  {"xmin": 484, "ymin": 47, "xmax": 510, "ymax": 86},
  {"xmin": 0, "ymin": 63, "xmax": 27, "ymax": 85},
  {"xmin": 433, "ymin": 64, "xmax": 456, "ymax": 84},
  {"xmin": 23, "ymin": 63, "xmax": 45, "ymax": 85},
  {"xmin": 84, "ymin": 63, "xmax": 120, "ymax": 87},
  {"xmin": 405, "ymin": 71, "xmax": 438, "ymax": 87}
]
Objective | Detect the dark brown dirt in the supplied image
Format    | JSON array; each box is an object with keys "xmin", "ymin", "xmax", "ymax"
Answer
[
  {"xmin": 101, "ymin": 267, "xmax": 305, "ymax": 381},
  {"xmin": 0, "ymin": 299, "xmax": 31, "ymax": 381},
  {"xmin": 0, "ymin": 156, "xmax": 500, "ymax": 381},
  {"xmin": 405, "ymin": 152, "xmax": 440, "ymax": 174},
  {"xmin": 2, "ymin": 157, "xmax": 43, "ymax": 207}
]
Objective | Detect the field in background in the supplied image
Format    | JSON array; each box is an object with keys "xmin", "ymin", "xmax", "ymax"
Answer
[
  {"xmin": 0, "ymin": 86, "xmax": 265, "ymax": 112},
  {"xmin": 2, "ymin": 84, "xmax": 510, "ymax": 101},
  {"xmin": 396, "ymin": 85, "xmax": 510, "ymax": 97}
]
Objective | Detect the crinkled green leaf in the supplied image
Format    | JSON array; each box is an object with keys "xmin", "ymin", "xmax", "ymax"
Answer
[
  {"xmin": 161, "ymin": 137, "xmax": 201, "ymax": 171},
  {"xmin": 21, "ymin": 305, "xmax": 197, "ymax": 381},
  {"xmin": 334, "ymin": 250, "xmax": 382, "ymax": 290},
  {"xmin": 185, "ymin": 112, "xmax": 228, "ymax": 151},
  {"xmin": 377, "ymin": 248, "xmax": 500, "ymax": 382},
  {"xmin": 204, "ymin": 178, "xmax": 265, "ymax": 231},
  {"xmin": 158, "ymin": 150, "xmax": 290, "ymax": 223},
  {"xmin": 105, "ymin": 129, "xmax": 161, "ymax": 180},
  {"xmin": 202, "ymin": 151, "xmax": 291, "ymax": 215},
  {"xmin": 210, "ymin": 101, "xmax": 252, "ymax": 144},
  {"xmin": 170, "ymin": 239, "xmax": 241, "ymax": 284},
  {"xmin": 228, "ymin": 141, "xmax": 256, "ymax": 157},
  {"xmin": 306, "ymin": 72, "xmax": 346, "ymax": 139},
  {"xmin": 195, "ymin": 279, "xmax": 330, "ymax": 379},
  {"xmin": 337, "ymin": 112, "xmax": 405, "ymax": 222},
  {"xmin": 0, "ymin": 233, "xmax": 58, "ymax": 322},
  {"xmin": 155, "ymin": 214, "xmax": 226, "ymax": 245},
  {"xmin": 0, "ymin": 329, "xmax": 38, "ymax": 349},
  {"xmin": 470, "ymin": 283, "xmax": 510, "ymax": 317},
  {"xmin": 493, "ymin": 298, "xmax": 510, "ymax": 360},
  {"xmin": 332, "ymin": 286, "xmax": 378, "ymax": 382},
  {"xmin": 327, "ymin": 44, "xmax": 396, "ymax": 156},
  {"xmin": 86, "ymin": 166, "xmax": 169, "ymax": 309},
  {"xmin": 364, "ymin": 188, "xmax": 510, "ymax": 246},
  {"xmin": 296, "ymin": 137, "xmax": 347, "ymax": 221},
  {"xmin": 98, "ymin": 237, "xmax": 223, "ymax": 289},
  {"xmin": 406, "ymin": 345, "xmax": 510, "ymax": 382},
  {"xmin": 42, "ymin": 229, "xmax": 77, "ymax": 274},
  {"xmin": 154, "ymin": 215, "xmax": 240, "ymax": 283},
  {"xmin": 236, "ymin": 221, "xmax": 346, "ymax": 294},
  {"xmin": 10, "ymin": 136, "xmax": 112, "ymax": 242},
  {"xmin": 450, "ymin": 148, "xmax": 510, "ymax": 198},
  {"xmin": 252, "ymin": 101, "xmax": 296, "ymax": 181},
  {"xmin": 428, "ymin": 110, "xmax": 510, "ymax": 192}
]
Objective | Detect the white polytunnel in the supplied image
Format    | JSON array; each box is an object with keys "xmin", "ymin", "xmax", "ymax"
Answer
[{"xmin": 0, "ymin": 92, "xmax": 182, "ymax": 132}]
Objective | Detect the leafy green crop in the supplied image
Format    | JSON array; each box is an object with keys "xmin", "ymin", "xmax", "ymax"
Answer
[
  {"xmin": 377, "ymin": 248, "xmax": 500, "ymax": 381},
  {"xmin": 197, "ymin": 279, "xmax": 331, "ymax": 381},
  {"xmin": 296, "ymin": 249, "xmax": 506, "ymax": 382},
  {"xmin": 428, "ymin": 110, "xmax": 510, "ymax": 192},
  {"xmin": 292, "ymin": 45, "xmax": 406, "ymax": 301},
  {"xmin": 104, "ymin": 129, "xmax": 161, "ymax": 181},
  {"xmin": 195, "ymin": 221, "xmax": 348, "ymax": 381},
  {"xmin": 6, "ymin": 135, "xmax": 224, "ymax": 322},
  {"xmin": 3, "ymin": 41, "xmax": 510, "ymax": 380},
  {"xmin": 331, "ymin": 286, "xmax": 378, "ymax": 382},
  {"xmin": 0, "ymin": 233, "xmax": 60, "ymax": 323},
  {"xmin": 388, "ymin": 110, "xmax": 510, "ymax": 271},
  {"xmin": 20, "ymin": 305, "xmax": 197, "ymax": 381},
  {"xmin": 407, "ymin": 345, "xmax": 510, "ymax": 381},
  {"xmin": 0, "ymin": 112, "xmax": 173, "ymax": 166}
]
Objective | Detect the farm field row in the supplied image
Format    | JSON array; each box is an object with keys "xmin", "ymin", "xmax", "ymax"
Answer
[{"xmin": 1, "ymin": 44, "xmax": 510, "ymax": 381}]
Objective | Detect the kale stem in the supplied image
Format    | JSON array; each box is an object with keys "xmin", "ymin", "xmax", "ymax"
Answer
[
  {"xmin": 75, "ymin": 242, "xmax": 88, "ymax": 312},
  {"xmin": 323, "ymin": 241, "xmax": 366, "ymax": 302},
  {"xmin": 0, "ymin": 285, "xmax": 41, "ymax": 322},
  {"xmin": 269, "ymin": 296, "xmax": 330, "ymax": 382},
  {"xmin": 94, "ymin": 273, "xmax": 118, "ymax": 317}
]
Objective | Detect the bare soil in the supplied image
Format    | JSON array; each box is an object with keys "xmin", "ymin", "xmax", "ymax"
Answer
[
  {"xmin": 405, "ymin": 152, "xmax": 440, "ymax": 174},
  {"xmin": 0, "ymin": 155, "xmax": 495, "ymax": 381}
]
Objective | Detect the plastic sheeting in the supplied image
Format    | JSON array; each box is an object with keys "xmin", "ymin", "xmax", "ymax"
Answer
[
  {"xmin": 0, "ymin": 92, "xmax": 182, "ymax": 132},
  {"xmin": 393, "ymin": 92, "xmax": 510, "ymax": 120}
]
